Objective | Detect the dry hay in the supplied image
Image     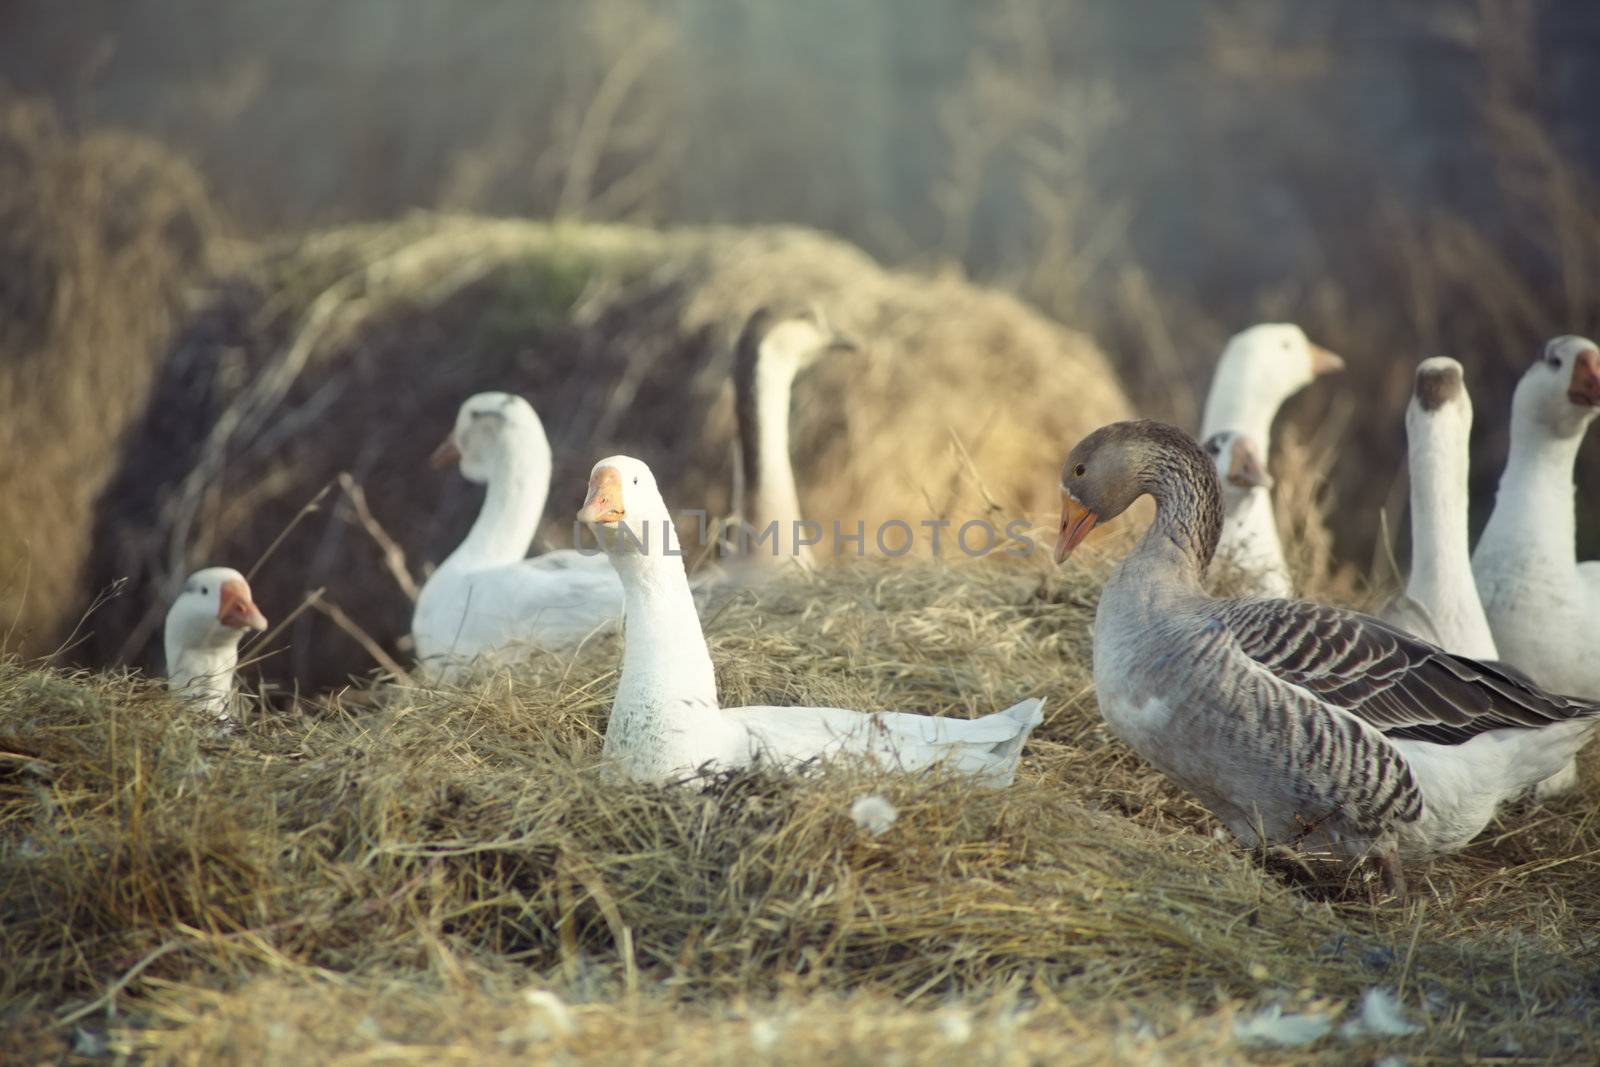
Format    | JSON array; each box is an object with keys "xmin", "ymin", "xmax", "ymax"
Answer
[
  {"xmin": 80, "ymin": 213, "xmax": 1130, "ymax": 687},
  {"xmin": 0, "ymin": 95, "xmax": 219, "ymax": 659},
  {"xmin": 2, "ymin": 558, "xmax": 1597, "ymax": 1065}
]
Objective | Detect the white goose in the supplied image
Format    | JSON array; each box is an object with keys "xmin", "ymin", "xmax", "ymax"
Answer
[
  {"xmin": 1199, "ymin": 323, "xmax": 1344, "ymax": 597},
  {"xmin": 412, "ymin": 392, "xmax": 623, "ymax": 680},
  {"xmin": 1199, "ymin": 430, "xmax": 1291, "ymax": 598},
  {"xmin": 1380, "ymin": 358, "xmax": 1498, "ymax": 660},
  {"xmin": 1473, "ymin": 335, "xmax": 1600, "ymax": 795},
  {"xmin": 164, "ymin": 566, "xmax": 267, "ymax": 721},
  {"xmin": 728, "ymin": 307, "xmax": 857, "ymax": 569},
  {"xmin": 1055, "ymin": 420, "xmax": 1599, "ymax": 895},
  {"xmin": 577, "ymin": 455, "xmax": 1044, "ymax": 785}
]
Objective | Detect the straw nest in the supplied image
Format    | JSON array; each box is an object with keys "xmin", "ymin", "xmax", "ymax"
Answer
[
  {"xmin": 3, "ymin": 556, "xmax": 1597, "ymax": 1064},
  {"xmin": 80, "ymin": 213, "xmax": 1130, "ymax": 688},
  {"xmin": 0, "ymin": 97, "xmax": 218, "ymax": 659}
]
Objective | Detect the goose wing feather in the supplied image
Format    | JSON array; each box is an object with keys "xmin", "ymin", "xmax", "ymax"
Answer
[{"xmin": 1216, "ymin": 598, "xmax": 1596, "ymax": 746}]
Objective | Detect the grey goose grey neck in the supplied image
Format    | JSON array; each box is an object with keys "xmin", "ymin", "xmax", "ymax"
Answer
[
  {"xmin": 1062, "ymin": 420, "xmax": 1223, "ymax": 573},
  {"xmin": 732, "ymin": 307, "xmax": 777, "ymax": 500}
]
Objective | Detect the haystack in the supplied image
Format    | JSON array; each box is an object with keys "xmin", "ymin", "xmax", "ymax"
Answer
[
  {"xmin": 82, "ymin": 215, "xmax": 1130, "ymax": 687},
  {"xmin": 0, "ymin": 97, "xmax": 217, "ymax": 659}
]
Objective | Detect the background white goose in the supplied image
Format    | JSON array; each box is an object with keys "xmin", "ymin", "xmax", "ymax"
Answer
[
  {"xmin": 1054, "ymin": 420, "xmax": 1600, "ymax": 895},
  {"xmin": 1200, "ymin": 430, "xmax": 1291, "ymax": 597},
  {"xmin": 578, "ymin": 455, "xmax": 1044, "ymax": 785},
  {"xmin": 1473, "ymin": 335, "xmax": 1600, "ymax": 796},
  {"xmin": 164, "ymin": 566, "xmax": 267, "ymax": 721},
  {"xmin": 412, "ymin": 392, "xmax": 623, "ymax": 680},
  {"xmin": 1380, "ymin": 358, "xmax": 1498, "ymax": 660},
  {"xmin": 1199, "ymin": 323, "xmax": 1343, "ymax": 596},
  {"xmin": 727, "ymin": 306, "xmax": 858, "ymax": 570}
]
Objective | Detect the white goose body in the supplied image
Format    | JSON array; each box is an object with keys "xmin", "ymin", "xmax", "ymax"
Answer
[
  {"xmin": 1201, "ymin": 431, "xmax": 1291, "ymax": 598},
  {"xmin": 1380, "ymin": 359, "xmax": 1498, "ymax": 659},
  {"xmin": 1474, "ymin": 337, "xmax": 1600, "ymax": 695},
  {"xmin": 1056, "ymin": 421, "xmax": 1600, "ymax": 890},
  {"xmin": 164, "ymin": 566, "xmax": 267, "ymax": 721},
  {"xmin": 583, "ymin": 456, "xmax": 1044, "ymax": 786},
  {"xmin": 1198, "ymin": 324, "xmax": 1343, "ymax": 597},
  {"xmin": 412, "ymin": 393, "xmax": 623, "ymax": 680},
  {"xmin": 1472, "ymin": 337, "xmax": 1600, "ymax": 795}
]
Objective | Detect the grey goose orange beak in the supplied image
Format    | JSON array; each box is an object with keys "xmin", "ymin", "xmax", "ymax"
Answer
[
  {"xmin": 1226, "ymin": 437, "xmax": 1272, "ymax": 490},
  {"xmin": 218, "ymin": 578, "xmax": 267, "ymax": 631},
  {"xmin": 1054, "ymin": 492, "xmax": 1099, "ymax": 564},
  {"xmin": 578, "ymin": 466, "xmax": 625, "ymax": 525},
  {"xmin": 1569, "ymin": 347, "xmax": 1600, "ymax": 407},
  {"xmin": 430, "ymin": 437, "xmax": 462, "ymax": 469},
  {"xmin": 1310, "ymin": 343, "xmax": 1344, "ymax": 376}
]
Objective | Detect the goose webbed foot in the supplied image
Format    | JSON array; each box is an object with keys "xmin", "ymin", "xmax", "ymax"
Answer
[{"xmin": 1372, "ymin": 848, "xmax": 1407, "ymax": 903}]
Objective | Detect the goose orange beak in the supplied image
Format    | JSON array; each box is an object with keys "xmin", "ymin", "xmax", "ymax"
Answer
[
  {"xmin": 1310, "ymin": 343, "xmax": 1344, "ymax": 376},
  {"xmin": 1054, "ymin": 494, "xmax": 1099, "ymax": 564},
  {"xmin": 578, "ymin": 466, "xmax": 625, "ymax": 525},
  {"xmin": 218, "ymin": 578, "xmax": 267, "ymax": 631},
  {"xmin": 1569, "ymin": 347, "xmax": 1600, "ymax": 407},
  {"xmin": 430, "ymin": 437, "xmax": 462, "ymax": 469}
]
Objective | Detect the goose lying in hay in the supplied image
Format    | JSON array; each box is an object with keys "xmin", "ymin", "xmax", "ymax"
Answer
[
  {"xmin": 164, "ymin": 566, "xmax": 267, "ymax": 722},
  {"xmin": 578, "ymin": 454, "xmax": 1044, "ymax": 785},
  {"xmin": 412, "ymin": 392, "xmax": 623, "ymax": 680}
]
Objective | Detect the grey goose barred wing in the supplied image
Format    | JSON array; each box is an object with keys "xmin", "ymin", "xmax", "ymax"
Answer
[{"xmin": 1216, "ymin": 598, "xmax": 1600, "ymax": 746}]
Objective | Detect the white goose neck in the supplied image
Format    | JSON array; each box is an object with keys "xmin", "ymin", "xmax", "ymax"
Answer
[
  {"xmin": 607, "ymin": 525, "xmax": 719, "ymax": 730},
  {"xmin": 1405, "ymin": 410, "xmax": 1475, "ymax": 596},
  {"xmin": 165, "ymin": 643, "xmax": 239, "ymax": 717},
  {"xmin": 737, "ymin": 356, "xmax": 811, "ymax": 563},
  {"xmin": 446, "ymin": 431, "xmax": 551, "ymax": 570},
  {"xmin": 1482, "ymin": 412, "xmax": 1584, "ymax": 565}
]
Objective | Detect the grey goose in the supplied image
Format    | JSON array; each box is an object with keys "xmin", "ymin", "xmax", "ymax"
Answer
[{"xmin": 1054, "ymin": 419, "xmax": 1600, "ymax": 896}]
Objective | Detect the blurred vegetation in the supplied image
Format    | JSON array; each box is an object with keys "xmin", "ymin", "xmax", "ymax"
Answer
[{"xmin": 4, "ymin": 0, "xmax": 1599, "ymax": 576}]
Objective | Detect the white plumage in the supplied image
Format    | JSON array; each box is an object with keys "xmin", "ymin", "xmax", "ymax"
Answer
[
  {"xmin": 412, "ymin": 392, "xmax": 622, "ymax": 680},
  {"xmin": 577, "ymin": 454, "xmax": 1044, "ymax": 786},
  {"xmin": 1198, "ymin": 323, "xmax": 1343, "ymax": 597},
  {"xmin": 1473, "ymin": 336, "xmax": 1600, "ymax": 795}
]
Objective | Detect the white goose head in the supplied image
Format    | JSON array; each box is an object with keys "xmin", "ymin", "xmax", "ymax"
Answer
[
  {"xmin": 431, "ymin": 392, "xmax": 552, "ymax": 485},
  {"xmin": 1511, "ymin": 335, "xmax": 1600, "ymax": 439},
  {"xmin": 1408, "ymin": 356, "xmax": 1473, "ymax": 446},
  {"xmin": 1200, "ymin": 430, "xmax": 1272, "ymax": 505},
  {"xmin": 1202, "ymin": 323, "xmax": 1344, "ymax": 448},
  {"xmin": 577, "ymin": 455, "xmax": 675, "ymax": 557},
  {"xmin": 164, "ymin": 567, "xmax": 267, "ymax": 654}
]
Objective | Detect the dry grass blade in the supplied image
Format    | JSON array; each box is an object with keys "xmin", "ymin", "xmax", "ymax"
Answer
[
  {"xmin": 0, "ymin": 560, "xmax": 1596, "ymax": 1066},
  {"xmin": 335, "ymin": 473, "xmax": 420, "ymax": 602}
]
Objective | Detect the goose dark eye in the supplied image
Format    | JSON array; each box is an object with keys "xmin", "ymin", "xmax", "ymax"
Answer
[
  {"xmin": 1073, "ymin": 463, "xmax": 1086, "ymax": 477},
  {"xmin": 632, "ymin": 477, "xmax": 639, "ymax": 486},
  {"xmin": 1546, "ymin": 354, "xmax": 1562, "ymax": 368},
  {"xmin": 200, "ymin": 586, "xmax": 209, "ymax": 595}
]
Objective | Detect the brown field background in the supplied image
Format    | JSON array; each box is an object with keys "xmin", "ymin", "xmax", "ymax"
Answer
[{"xmin": 3, "ymin": 0, "xmax": 1600, "ymax": 674}]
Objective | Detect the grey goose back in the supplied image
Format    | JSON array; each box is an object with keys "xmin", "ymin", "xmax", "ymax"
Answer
[{"xmin": 1053, "ymin": 419, "xmax": 1600, "ymax": 896}]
